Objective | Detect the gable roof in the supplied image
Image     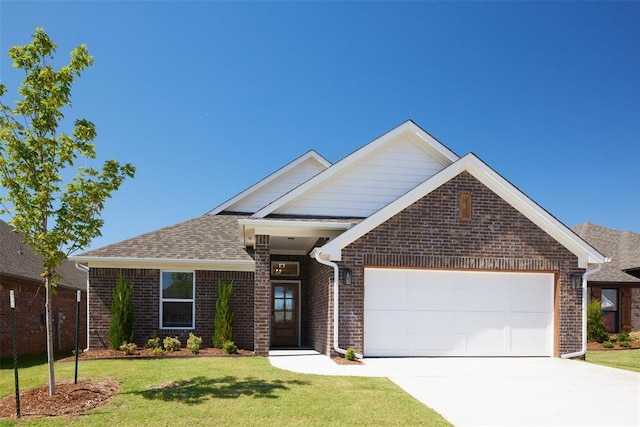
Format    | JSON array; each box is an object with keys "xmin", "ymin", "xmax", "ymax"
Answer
[
  {"xmin": 0, "ymin": 220, "xmax": 87, "ymax": 291},
  {"xmin": 315, "ymin": 153, "xmax": 606, "ymax": 268},
  {"xmin": 207, "ymin": 150, "xmax": 331, "ymax": 216},
  {"xmin": 571, "ymin": 223, "xmax": 640, "ymax": 283},
  {"xmin": 252, "ymin": 120, "xmax": 459, "ymax": 219},
  {"xmin": 72, "ymin": 214, "xmax": 254, "ymax": 270}
]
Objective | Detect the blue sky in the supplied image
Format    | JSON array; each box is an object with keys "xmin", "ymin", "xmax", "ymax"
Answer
[{"xmin": 1, "ymin": 1, "xmax": 638, "ymax": 252}]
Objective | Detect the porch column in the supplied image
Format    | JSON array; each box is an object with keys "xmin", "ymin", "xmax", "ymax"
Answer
[{"xmin": 254, "ymin": 234, "xmax": 271, "ymax": 356}]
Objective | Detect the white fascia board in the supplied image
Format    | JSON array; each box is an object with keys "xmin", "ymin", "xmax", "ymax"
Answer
[
  {"xmin": 206, "ymin": 150, "xmax": 331, "ymax": 216},
  {"xmin": 239, "ymin": 218, "xmax": 352, "ymax": 238},
  {"xmin": 69, "ymin": 256, "xmax": 255, "ymax": 271},
  {"xmin": 252, "ymin": 121, "xmax": 460, "ymax": 219},
  {"xmin": 320, "ymin": 153, "xmax": 606, "ymax": 267}
]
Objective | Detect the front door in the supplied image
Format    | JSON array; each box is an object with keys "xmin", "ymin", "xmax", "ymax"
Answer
[{"xmin": 271, "ymin": 282, "xmax": 299, "ymax": 347}]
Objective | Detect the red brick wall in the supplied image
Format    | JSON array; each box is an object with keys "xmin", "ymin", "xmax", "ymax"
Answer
[
  {"xmin": 337, "ymin": 171, "xmax": 583, "ymax": 356},
  {"xmin": 306, "ymin": 254, "xmax": 332, "ymax": 355},
  {"xmin": 88, "ymin": 268, "xmax": 255, "ymax": 350},
  {"xmin": 253, "ymin": 235, "xmax": 271, "ymax": 355},
  {"xmin": 0, "ymin": 279, "xmax": 86, "ymax": 358}
]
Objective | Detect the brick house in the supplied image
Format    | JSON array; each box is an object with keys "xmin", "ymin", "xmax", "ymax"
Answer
[
  {"xmin": 0, "ymin": 220, "xmax": 87, "ymax": 358},
  {"xmin": 572, "ymin": 223, "xmax": 640, "ymax": 333},
  {"xmin": 71, "ymin": 121, "xmax": 606, "ymax": 358}
]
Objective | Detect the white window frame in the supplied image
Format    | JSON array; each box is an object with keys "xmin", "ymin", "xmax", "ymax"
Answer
[{"xmin": 160, "ymin": 270, "xmax": 195, "ymax": 330}]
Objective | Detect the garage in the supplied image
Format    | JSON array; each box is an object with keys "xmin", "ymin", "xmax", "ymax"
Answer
[{"xmin": 364, "ymin": 268, "xmax": 555, "ymax": 357}]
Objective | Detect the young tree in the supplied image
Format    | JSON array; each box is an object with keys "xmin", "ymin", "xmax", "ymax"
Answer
[
  {"xmin": 213, "ymin": 280, "xmax": 235, "ymax": 348},
  {"xmin": 109, "ymin": 275, "xmax": 135, "ymax": 350},
  {"xmin": 0, "ymin": 28, "xmax": 135, "ymax": 395}
]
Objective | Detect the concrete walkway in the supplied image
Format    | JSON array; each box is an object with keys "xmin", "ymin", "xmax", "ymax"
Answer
[{"xmin": 269, "ymin": 350, "xmax": 640, "ymax": 426}]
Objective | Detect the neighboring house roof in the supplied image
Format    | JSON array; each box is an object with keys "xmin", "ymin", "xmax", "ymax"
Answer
[
  {"xmin": 74, "ymin": 214, "xmax": 254, "ymax": 270},
  {"xmin": 0, "ymin": 220, "xmax": 87, "ymax": 291},
  {"xmin": 571, "ymin": 223, "xmax": 640, "ymax": 284},
  {"xmin": 315, "ymin": 153, "xmax": 606, "ymax": 268}
]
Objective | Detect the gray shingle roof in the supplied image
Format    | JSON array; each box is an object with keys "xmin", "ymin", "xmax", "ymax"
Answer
[
  {"xmin": 77, "ymin": 214, "xmax": 253, "ymax": 262},
  {"xmin": 572, "ymin": 222, "xmax": 640, "ymax": 284},
  {"xmin": 0, "ymin": 220, "xmax": 87, "ymax": 291}
]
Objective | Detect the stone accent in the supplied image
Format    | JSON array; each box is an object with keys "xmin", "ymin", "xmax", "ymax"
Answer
[
  {"xmin": 253, "ymin": 234, "xmax": 271, "ymax": 355},
  {"xmin": 337, "ymin": 171, "xmax": 582, "ymax": 356}
]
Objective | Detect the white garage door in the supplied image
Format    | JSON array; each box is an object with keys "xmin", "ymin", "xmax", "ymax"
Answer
[{"xmin": 364, "ymin": 269, "xmax": 554, "ymax": 357}]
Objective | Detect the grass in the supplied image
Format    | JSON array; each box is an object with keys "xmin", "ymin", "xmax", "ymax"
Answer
[
  {"xmin": 0, "ymin": 354, "xmax": 451, "ymax": 426},
  {"xmin": 585, "ymin": 349, "xmax": 640, "ymax": 372}
]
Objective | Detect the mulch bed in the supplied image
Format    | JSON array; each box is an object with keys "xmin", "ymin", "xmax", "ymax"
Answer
[{"xmin": 587, "ymin": 341, "xmax": 640, "ymax": 351}]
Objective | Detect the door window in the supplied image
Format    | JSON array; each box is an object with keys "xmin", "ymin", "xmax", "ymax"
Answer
[{"xmin": 601, "ymin": 288, "xmax": 619, "ymax": 333}]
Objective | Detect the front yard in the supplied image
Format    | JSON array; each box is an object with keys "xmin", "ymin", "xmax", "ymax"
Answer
[
  {"xmin": 585, "ymin": 349, "xmax": 640, "ymax": 373},
  {"xmin": 0, "ymin": 354, "xmax": 450, "ymax": 426}
]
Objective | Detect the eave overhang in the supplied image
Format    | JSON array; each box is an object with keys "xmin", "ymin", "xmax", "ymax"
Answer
[{"xmin": 69, "ymin": 256, "xmax": 255, "ymax": 272}]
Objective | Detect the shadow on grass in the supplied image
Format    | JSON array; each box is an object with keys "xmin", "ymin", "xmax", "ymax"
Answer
[
  {"xmin": 128, "ymin": 376, "xmax": 310, "ymax": 404},
  {"xmin": 0, "ymin": 352, "xmax": 72, "ymax": 370}
]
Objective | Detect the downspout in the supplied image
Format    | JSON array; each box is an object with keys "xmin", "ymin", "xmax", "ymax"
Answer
[
  {"xmin": 560, "ymin": 258, "xmax": 611, "ymax": 359},
  {"xmin": 313, "ymin": 250, "xmax": 363, "ymax": 359},
  {"xmin": 75, "ymin": 263, "xmax": 90, "ymax": 352}
]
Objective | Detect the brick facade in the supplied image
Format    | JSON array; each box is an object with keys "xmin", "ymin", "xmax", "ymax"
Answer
[
  {"xmin": 253, "ymin": 235, "xmax": 271, "ymax": 355},
  {"xmin": 632, "ymin": 288, "xmax": 640, "ymax": 332},
  {"xmin": 334, "ymin": 171, "xmax": 583, "ymax": 356},
  {"xmin": 0, "ymin": 279, "xmax": 86, "ymax": 358},
  {"xmin": 88, "ymin": 268, "xmax": 254, "ymax": 350}
]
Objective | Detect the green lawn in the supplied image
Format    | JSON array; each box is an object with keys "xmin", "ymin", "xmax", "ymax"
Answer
[
  {"xmin": 585, "ymin": 349, "xmax": 640, "ymax": 372},
  {"xmin": 0, "ymin": 354, "xmax": 451, "ymax": 426}
]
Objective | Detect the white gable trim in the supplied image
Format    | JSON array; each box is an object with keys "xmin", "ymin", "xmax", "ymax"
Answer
[
  {"xmin": 318, "ymin": 153, "xmax": 606, "ymax": 268},
  {"xmin": 206, "ymin": 150, "xmax": 331, "ymax": 216},
  {"xmin": 252, "ymin": 120, "xmax": 459, "ymax": 219}
]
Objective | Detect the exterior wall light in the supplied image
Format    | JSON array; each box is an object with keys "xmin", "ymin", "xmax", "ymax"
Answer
[
  {"xmin": 570, "ymin": 273, "xmax": 583, "ymax": 290},
  {"xmin": 344, "ymin": 268, "xmax": 352, "ymax": 285}
]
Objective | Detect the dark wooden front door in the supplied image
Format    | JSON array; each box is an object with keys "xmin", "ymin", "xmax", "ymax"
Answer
[{"xmin": 271, "ymin": 282, "xmax": 298, "ymax": 347}]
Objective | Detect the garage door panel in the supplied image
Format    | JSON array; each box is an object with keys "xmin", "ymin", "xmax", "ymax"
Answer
[{"xmin": 365, "ymin": 268, "xmax": 554, "ymax": 357}]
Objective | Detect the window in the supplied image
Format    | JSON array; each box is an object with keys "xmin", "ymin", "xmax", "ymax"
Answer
[
  {"xmin": 160, "ymin": 271, "xmax": 195, "ymax": 329},
  {"xmin": 601, "ymin": 288, "xmax": 619, "ymax": 333},
  {"xmin": 271, "ymin": 261, "xmax": 299, "ymax": 276}
]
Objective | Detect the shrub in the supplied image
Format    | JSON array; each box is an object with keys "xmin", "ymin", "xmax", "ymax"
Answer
[
  {"xmin": 602, "ymin": 341, "xmax": 614, "ymax": 349},
  {"xmin": 345, "ymin": 347, "xmax": 356, "ymax": 361},
  {"xmin": 145, "ymin": 336, "xmax": 161, "ymax": 349},
  {"xmin": 616, "ymin": 332, "xmax": 630, "ymax": 343},
  {"xmin": 187, "ymin": 333, "xmax": 202, "ymax": 354},
  {"xmin": 587, "ymin": 300, "xmax": 608, "ymax": 343},
  {"xmin": 629, "ymin": 331, "xmax": 640, "ymax": 343},
  {"xmin": 119, "ymin": 342, "xmax": 137, "ymax": 355},
  {"xmin": 152, "ymin": 346, "xmax": 165, "ymax": 356},
  {"xmin": 609, "ymin": 334, "xmax": 617, "ymax": 343},
  {"xmin": 222, "ymin": 341, "xmax": 238, "ymax": 355},
  {"xmin": 163, "ymin": 336, "xmax": 182, "ymax": 352},
  {"xmin": 108, "ymin": 275, "xmax": 135, "ymax": 350},
  {"xmin": 619, "ymin": 341, "xmax": 631, "ymax": 348},
  {"xmin": 213, "ymin": 280, "xmax": 236, "ymax": 348}
]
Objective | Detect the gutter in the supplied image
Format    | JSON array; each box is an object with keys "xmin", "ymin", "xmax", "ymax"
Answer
[
  {"xmin": 560, "ymin": 258, "xmax": 611, "ymax": 359},
  {"xmin": 75, "ymin": 263, "xmax": 90, "ymax": 352},
  {"xmin": 312, "ymin": 249, "xmax": 363, "ymax": 359}
]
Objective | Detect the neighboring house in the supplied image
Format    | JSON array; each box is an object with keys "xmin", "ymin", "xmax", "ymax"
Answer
[
  {"xmin": 71, "ymin": 120, "xmax": 606, "ymax": 358},
  {"xmin": 0, "ymin": 220, "xmax": 87, "ymax": 358},
  {"xmin": 572, "ymin": 223, "xmax": 640, "ymax": 333}
]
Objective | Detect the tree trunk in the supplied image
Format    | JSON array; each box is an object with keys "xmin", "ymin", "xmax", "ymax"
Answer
[{"xmin": 45, "ymin": 276, "xmax": 56, "ymax": 396}]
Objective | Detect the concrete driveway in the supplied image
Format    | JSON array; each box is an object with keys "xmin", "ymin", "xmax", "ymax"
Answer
[
  {"xmin": 269, "ymin": 351, "xmax": 640, "ymax": 426},
  {"xmin": 362, "ymin": 357, "xmax": 640, "ymax": 427}
]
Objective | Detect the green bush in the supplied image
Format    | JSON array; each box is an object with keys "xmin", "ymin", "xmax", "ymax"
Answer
[
  {"xmin": 602, "ymin": 341, "xmax": 614, "ymax": 349},
  {"xmin": 617, "ymin": 332, "xmax": 630, "ymax": 343},
  {"xmin": 619, "ymin": 341, "xmax": 631, "ymax": 348},
  {"xmin": 587, "ymin": 300, "xmax": 609, "ymax": 343},
  {"xmin": 163, "ymin": 336, "xmax": 182, "ymax": 352},
  {"xmin": 151, "ymin": 346, "xmax": 165, "ymax": 356},
  {"xmin": 187, "ymin": 333, "xmax": 202, "ymax": 354},
  {"xmin": 145, "ymin": 336, "xmax": 161, "ymax": 349},
  {"xmin": 119, "ymin": 342, "xmax": 137, "ymax": 355},
  {"xmin": 108, "ymin": 275, "xmax": 135, "ymax": 349},
  {"xmin": 213, "ymin": 280, "xmax": 236, "ymax": 348},
  {"xmin": 222, "ymin": 341, "xmax": 238, "ymax": 355},
  {"xmin": 345, "ymin": 348, "xmax": 356, "ymax": 361}
]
